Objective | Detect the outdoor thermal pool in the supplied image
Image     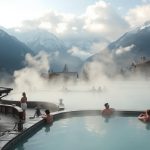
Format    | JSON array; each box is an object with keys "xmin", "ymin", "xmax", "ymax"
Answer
[{"xmin": 12, "ymin": 114, "xmax": 150, "ymax": 150}]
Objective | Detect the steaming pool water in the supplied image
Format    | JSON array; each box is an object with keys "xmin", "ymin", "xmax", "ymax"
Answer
[
  {"xmin": 5, "ymin": 80, "xmax": 150, "ymax": 150},
  {"xmin": 6, "ymin": 80, "xmax": 150, "ymax": 110},
  {"xmin": 13, "ymin": 115, "xmax": 150, "ymax": 150}
]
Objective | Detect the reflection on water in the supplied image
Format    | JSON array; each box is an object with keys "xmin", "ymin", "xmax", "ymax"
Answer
[
  {"xmin": 44, "ymin": 125, "xmax": 51, "ymax": 133},
  {"xmin": 103, "ymin": 116, "xmax": 111, "ymax": 123},
  {"xmin": 84, "ymin": 116, "xmax": 106, "ymax": 135},
  {"xmin": 14, "ymin": 116, "xmax": 150, "ymax": 150},
  {"xmin": 145, "ymin": 123, "xmax": 150, "ymax": 130},
  {"xmin": 6, "ymin": 81, "xmax": 150, "ymax": 110}
]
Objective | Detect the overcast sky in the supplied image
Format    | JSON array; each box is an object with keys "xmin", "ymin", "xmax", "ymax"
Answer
[
  {"xmin": 0, "ymin": 0, "xmax": 150, "ymax": 28},
  {"xmin": 1, "ymin": 0, "xmax": 150, "ymax": 60}
]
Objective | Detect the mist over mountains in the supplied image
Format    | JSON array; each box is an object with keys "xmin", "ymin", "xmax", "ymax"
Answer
[
  {"xmin": 108, "ymin": 22, "xmax": 150, "ymax": 65},
  {"xmin": 1, "ymin": 21, "xmax": 150, "ymax": 77},
  {"xmin": 84, "ymin": 22, "xmax": 150, "ymax": 77},
  {"xmin": 0, "ymin": 28, "xmax": 83, "ymax": 73},
  {"xmin": 9, "ymin": 29, "xmax": 83, "ymax": 72}
]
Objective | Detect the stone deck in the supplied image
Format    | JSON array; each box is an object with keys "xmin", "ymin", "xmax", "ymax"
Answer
[{"xmin": 0, "ymin": 108, "xmax": 44, "ymax": 150}]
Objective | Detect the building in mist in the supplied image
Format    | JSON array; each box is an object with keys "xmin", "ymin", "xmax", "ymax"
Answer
[{"xmin": 48, "ymin": 64, "xmax": 79, "ymax": 81}]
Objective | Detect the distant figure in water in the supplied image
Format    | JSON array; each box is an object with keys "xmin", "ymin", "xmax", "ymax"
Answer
[
  {"xmin": 101, "ymin": 103, "xmax": 115, "ymax": 116},
  {"xmin": 91, "ymin": 86, "xmax": 96, "ymax": 92},
  {"xmin": 42, "ymin": 109, "xmax": 53, "ymax": 124},
  {"xmin": 98, "ymin": 86, "xmax": 102, "ymax": 92},
  {"xmin": 20, "ymin": 92, "xmax": 27, "ymax": 120},
  {"xmin": 138, "ymin": 109, "xmax": 150, "ymax": 122}
]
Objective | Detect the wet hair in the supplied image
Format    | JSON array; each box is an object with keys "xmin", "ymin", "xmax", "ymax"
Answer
[
  {"xmin": 22, "ymin": 92, "xmax": 26, "ymax": 96},
  {"xmin": 45, "ymin": 109, "xmax": 50, "ymax": 115},
  {"xmin": 147, "ymin": 110, "xmax": 150, "ymax": 116},
  {"xmin": 104, "ymin": 103, "xmax": 109, "ymax": 108}
]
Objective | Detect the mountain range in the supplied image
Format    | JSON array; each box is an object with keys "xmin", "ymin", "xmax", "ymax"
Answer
[
  {"xmin": 9, "ymin": 29, "xmax": 83, "ymax": 72},
  {"xmin": 108, "ymin": 22, "xmax": 150, "ymax": 65},
  {"xmin": 0, "ymin": 29, "xmax": 33, "ymax": 73},
  {"xmin": 0, "ymin": 28, "xmax": 83, "ymax": 73},
  {"xmin": 86, "ymin": 22, "xmax": 150, "ymax": 76},
  {"xmin": 10, "ymin": 29, "xmax": 67, "ymax": 54},
  {"xmin": 1, "ymin": 22, "xmax": 150, "ymax": 75}
]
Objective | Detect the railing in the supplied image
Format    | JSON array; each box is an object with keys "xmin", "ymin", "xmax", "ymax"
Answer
[
  {"xmin": 0, "ymin": 104, "xmax": 23, "ymax": 120},
  {"xmin": 0, "ymin": 99, "xmax": 58, "ymax": 111}
]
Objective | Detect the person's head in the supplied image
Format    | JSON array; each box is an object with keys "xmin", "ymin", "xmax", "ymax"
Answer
[
  {"xmin": 45, "ymin": 109, "xmax": 50, "ymax": 115},
  {"xmin": 22, "ymin": 92, "xmax": 26, "ymax": 97},
  {"xmin": 104, "ymin": 103, "xmax": 109, "ymax": 109},
  {"xmin": 59, "ymin": 99, "xmax": 63, "ymax": 103},
  {"xmin": 147, "ymin": 110, "xmax": 150, "ymax": 116}
]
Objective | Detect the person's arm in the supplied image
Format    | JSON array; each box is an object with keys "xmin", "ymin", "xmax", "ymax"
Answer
[
  {"xmin": 110, "ymin": 108, "xmax": 115, "ymax": 112},
  {"xmin": 50, "ymin": 115, "xmax": 53, "ymax": 122},
  {"xmin": 25, "ymin": 97, "xmax": 27, "ymax": 103},
  {"xmin": 42, "ymin": 114, "xmax": 46, "ymax": 119},
  {"xmin": 101, "ymin": 109, "xmax": 104, "ymax": 115},
  {"xmin": 138, "ymin": 113, "xmax": 147, "ymax": 122}
]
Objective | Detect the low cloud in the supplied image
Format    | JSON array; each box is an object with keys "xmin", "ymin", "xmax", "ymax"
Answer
[
  {"xmin": 125, "ymin": 4, "xmax": 150, "ymax": 27},
  {"xmin": 83, "ymin": 1, "xmax": 129, "ymax": 40},
  {"xmin": 90, "ymin": 42, "xmax": 108, "ymax": 54},
  {"xmin": 141, "ymin": 0, "xmax": 150, "ymax": 3},
  {"xmin": 15, "ymin": 1, "xmax": 129, "ymax": 47},
  {"xmin": 68, "ymin": 46, "xmax": 92, "ymax": 60},
  {"xmin": 115, "ymin": 44, "xmax": 135, "ymax": 55},
  {"xmin": 68, "ymin": 40, "xmax": 109, "ymax": 60}
]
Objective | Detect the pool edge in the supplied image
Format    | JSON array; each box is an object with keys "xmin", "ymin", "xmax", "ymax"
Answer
[{"xmin": 1, "ymin": 109, "xmax": 143, "ymax": 150}]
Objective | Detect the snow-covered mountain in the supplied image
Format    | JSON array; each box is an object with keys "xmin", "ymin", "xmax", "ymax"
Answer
[
  {"xmin": 108, "ymin": 22, "xmax": 150, "ymax": 62},
  {"xmin": 0, "ymin": 29, "xmax": 33, "ymax": 73},
  {"xmin": 84, "ymin": 22, "xmax": 150, "ymax": 77},
  {"xmin": 9, "ymin": 29, "xmax": 83, "ymax": 72},
  {"xmin": 12, "ymin": 29, "xmax": 67, "ymax": 53},
  {"xmin": 92, "ymin": 22, "xmax": 150, "ymax": 62}
]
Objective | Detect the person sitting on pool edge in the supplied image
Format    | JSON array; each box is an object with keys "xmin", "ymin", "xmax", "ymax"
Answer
[
  {"xmin": 33, "ymin": 106, "xmax": 42, "ymax": 118},
  {"xmin": 101, "ymin": 103, "xmax": 115, "ymax": 116},
  {"xmin": 42, "ymin": 109, "xmax": 53, "ymax": 124},
  {"xmin": 58, "ymin": 99, "xmax": 65, "ymax": 111},
  {"xmin": 138, "ymin": 109, "xmax": 150, "ymax": 122}
]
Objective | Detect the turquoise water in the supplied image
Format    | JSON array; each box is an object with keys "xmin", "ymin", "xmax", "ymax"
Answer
[{"xmin": 14, "ymin": 116, "xmax": 150, "ymax": 150}]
